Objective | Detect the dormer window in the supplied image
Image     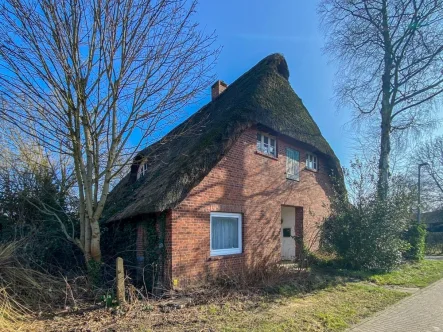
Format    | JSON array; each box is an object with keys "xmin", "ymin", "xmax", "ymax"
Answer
[
  {"xmin": 256, "ymin": 132, "xmax": 277, "ymax": 157},
  {"xmin": 306, "ymin": 153, "xmax": 318, "ymax": 171},
  {"xmin": 137, "ymin": 161, "xmax": 148, "ymax": 180}
]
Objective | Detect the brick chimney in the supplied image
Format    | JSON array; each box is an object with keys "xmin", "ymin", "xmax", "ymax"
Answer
[{"xmin": 211, "ymin": 80, "xmax": 228, "ymax": 101}]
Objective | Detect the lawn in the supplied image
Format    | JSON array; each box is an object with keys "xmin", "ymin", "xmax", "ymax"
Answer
[
  {"xmin": 368, "ymin": 260, "xmax": 443, "ymax": 287},
  {"xmin": 32, "ymin": 259, "xmax": 443, "ymax": 332},
  {"xmin": 191, "ymin": 283, "xmax": 407, "ymax": 332}
]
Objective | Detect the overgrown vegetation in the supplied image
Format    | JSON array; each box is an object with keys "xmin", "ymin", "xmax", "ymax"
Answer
[
  {"xmin": 102, "ymin": 216, "xmax": 165, "ymax": 293},
  {"xmin": 403, "ymin": 222, "xmax": 426, "ymax": 261},
  {"xmin": 0, "ymin": 160, "xmax": 82, "ymax": 273},
  {"xmin": 32, "ymin": 260, "xmax": 443, "ymax": 331},
  {"xmin": 0, "ymin": 242, "xmax": 66, "ymax": 331},
  {"xmin": 322, "ymin": 160, "xmax": 417, "ymax": 271}
]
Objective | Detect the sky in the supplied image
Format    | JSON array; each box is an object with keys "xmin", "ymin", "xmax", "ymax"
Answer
[{"xmin": 188, "ymin": 0, "xmax": 353, "ymax": 167}]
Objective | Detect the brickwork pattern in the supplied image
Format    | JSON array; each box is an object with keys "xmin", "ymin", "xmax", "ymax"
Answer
[
  {"xmin": 168, "ymin": 127, "xmax": 334, "ymax": 283},
  {"xmin": 295, "ymin": 207, "xmax": 304, "ymax": 259}
]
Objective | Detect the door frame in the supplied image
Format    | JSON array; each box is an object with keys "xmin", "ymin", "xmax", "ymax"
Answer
[
  {"xmin": 280, "ymin": 205, "xmax": 304, "ymax": 261},
  {"xmin": 281, "ymin": 205, "xmax": 296, "ymax": 261}
]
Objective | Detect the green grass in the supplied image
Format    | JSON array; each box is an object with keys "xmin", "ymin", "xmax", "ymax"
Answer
[
  {"xmin": 190, "ymin": 283, "xmax": 407, "ymax": 332},
  {"xmin": 368, "ymin": 260, "xmax": 443, "ymax": 287},
  {"xmin": 313, "ymin": 259, "xmax": 443, "ymax": 288},
  {"xmin": 187, "ymin": 260, "xmax": 443, "ymax": 331}
]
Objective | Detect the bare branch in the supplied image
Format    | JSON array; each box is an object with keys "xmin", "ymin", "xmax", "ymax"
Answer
[
  {"xmin": 0, "ymin": 0, "xmax": 219, "ymax": 262},
  {"xmin": 320, "ymin": 0, "xmax": 443, "ymax": 198}
]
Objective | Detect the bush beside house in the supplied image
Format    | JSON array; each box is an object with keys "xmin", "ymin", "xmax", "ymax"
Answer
[
  {"xmin": 321, "ymin": 199, "xmax": 412, "ymax": 271},
  {"xmin": 403, "ymin": 222, "xmax": 426, "ymax": 261},
  {"xmin": 321, "ymin": 160, "xmax": 422, "ymax": 271}
]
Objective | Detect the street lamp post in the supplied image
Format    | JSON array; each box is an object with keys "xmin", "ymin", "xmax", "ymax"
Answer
[{"xmin": 418, "ymin": 162, "xmax": 429, "ymax": 224}]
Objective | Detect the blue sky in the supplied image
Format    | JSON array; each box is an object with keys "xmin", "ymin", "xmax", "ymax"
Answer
[{"xmin": 191, "ymin": 0, "xmax": 352, "ymax": 167}]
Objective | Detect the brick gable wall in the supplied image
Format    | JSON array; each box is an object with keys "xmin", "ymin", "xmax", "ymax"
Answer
[{"xmin": 166, "ymin": 126, "xmax": 334, "ymax": 286}]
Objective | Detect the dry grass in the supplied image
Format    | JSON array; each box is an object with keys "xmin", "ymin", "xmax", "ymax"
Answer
[
  {"xmin": 0, "ymin": 287, "xmax": 31, "ymax": 331},
  {"xmin": 190, "ymin": 283, "xmax": 407, "ymax": 332},
  {"xmin": 12, "ymin": 259, "xmax": 443, "ymax": 331},
  {"xmin": 205, "ymin": 262, "xmax": 305, "ymax": 291},
  {"xmin": 0, "ymin": 242, "xmax": 67, "ymax": 330},
  {"xmin": 32, "ymin": 282, "xmax": 407, "ymax": 331}
]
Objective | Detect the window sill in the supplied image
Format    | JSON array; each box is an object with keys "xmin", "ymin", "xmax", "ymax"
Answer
[
  {"xmin": 255, "ymin": 151, "xmax": 278, "ymax": 160},
  {"xmin": 286, "ymin": 176, "xmax": 300, "ymax": 182},
  {"xmin": 304, "ymin": 167, "xmax": 318, "ymax": 173},
  {"xmin": 207, "ymin": 253, "xmax": 244, "ymax": 261}
]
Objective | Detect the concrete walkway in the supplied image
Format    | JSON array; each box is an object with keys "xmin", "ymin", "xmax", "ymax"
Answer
[{"xmin": 349, "ymin": 277, "xmax": 443, "ymax": 332}]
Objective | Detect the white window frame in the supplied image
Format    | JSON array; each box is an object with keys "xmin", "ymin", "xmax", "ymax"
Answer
[
  {"xmin": 306, "ymin": 153, "xmax": 318, "ymax": 171},
  {"xmin": 137, "ymin": 161, "xmax": 148, "ymax": 180},
  {"xmin": 256, "ymin": 132, "xmax": 277, "ymax": 157},
  {"xmin": 210, "ymin": 212, "xmax": 242, "ymax": 257}
]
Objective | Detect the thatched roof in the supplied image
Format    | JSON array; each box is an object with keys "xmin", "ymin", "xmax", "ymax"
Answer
[{"xmin": 103, "ymin": 53, "xmax": 342, "ymax": 222}]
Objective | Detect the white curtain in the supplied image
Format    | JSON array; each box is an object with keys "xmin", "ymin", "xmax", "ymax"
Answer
[{"xmin": 211, "ymin": 217, "xmax": 239, "ymax": 250}]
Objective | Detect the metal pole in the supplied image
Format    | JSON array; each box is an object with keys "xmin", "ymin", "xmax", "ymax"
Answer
[
  {"xmin": 418, "ymin": 164, "xmax": 421, "ymax": 224},
  {"xmin": 418, "ymin": 162, "xmax": 429, "ymax": 224}
]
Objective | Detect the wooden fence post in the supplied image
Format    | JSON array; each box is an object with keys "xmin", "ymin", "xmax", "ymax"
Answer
[{"xmin": 116, "ymin": 257, "xmax": 125, "ymax": 304}]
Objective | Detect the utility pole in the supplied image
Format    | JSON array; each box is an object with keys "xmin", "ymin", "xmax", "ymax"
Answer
[{"xmin": 418, "ymin": 162, "xmax": 429, "ymax": 224}]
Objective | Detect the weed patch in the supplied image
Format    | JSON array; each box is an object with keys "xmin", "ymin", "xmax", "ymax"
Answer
[{"xmin": 28, "ymin": 259, "xmax": 443, "ymax": 331}]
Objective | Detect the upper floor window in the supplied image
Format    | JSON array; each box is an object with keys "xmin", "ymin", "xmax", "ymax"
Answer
[
  {"xmin": 286, "ymin": 148, "xmax": 300, "ymax": 181},
  {"xmin": 306, "ymin": 153, "xmax": 318, "ymax": 171},
  {"xmin": 256, "ymin": 132, "xmax": 277, "ymax": 157},
  {"xmin": 137, "ymin": 161, "xmax": 148, "ymax": 180}
]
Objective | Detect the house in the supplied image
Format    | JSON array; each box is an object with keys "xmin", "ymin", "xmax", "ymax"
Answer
[
  {"xmin": 422, "ymin": 210, "xmax": 443, "ymax": 232},
  {"xmin": 103, "ymin": 54, "xmax": 342, "ymax": 288}
]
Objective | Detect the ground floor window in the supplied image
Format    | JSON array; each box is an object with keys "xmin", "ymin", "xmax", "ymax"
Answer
[{"xmin": 210, "ymin": 212, "xmax": 242, "ymax": 256}]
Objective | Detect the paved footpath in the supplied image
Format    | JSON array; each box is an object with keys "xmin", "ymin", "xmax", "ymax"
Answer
[{"xmin": 349, "ymin": 277, "xmax": 443, "ymax": 332}]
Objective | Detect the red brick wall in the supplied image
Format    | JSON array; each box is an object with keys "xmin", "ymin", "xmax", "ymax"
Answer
[
  {"xmin": 295, "ymin": 207, "xmax": 304, "ymax": 259},
  {"xmin": 168, "ymin": 126, "xmax": 334, "ymax": 285}
]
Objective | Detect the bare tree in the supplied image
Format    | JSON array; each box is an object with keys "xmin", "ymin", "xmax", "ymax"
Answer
[
  {"xmin": 319, "ymin": 0, "xmax": 443, "ymax": 199},
  {"xmin": 412, "ymin": 136, "xmax": 443, "ymax": 210},
  {"xmin": 0, "ymin": 0, "xmax": 218, "ymax": 264}
]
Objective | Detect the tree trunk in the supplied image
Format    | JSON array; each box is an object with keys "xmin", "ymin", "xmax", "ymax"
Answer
[
  {"xmin": 378, "ymin": 106, "xmax": 391, "ymax": 200},
  {"xmin": 377, "ymin": 0, "xmax": 393, "ymax": 201},
  {"xmin": 90, "ymin": 218, "xmax": 102, "ymax": 262}
]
